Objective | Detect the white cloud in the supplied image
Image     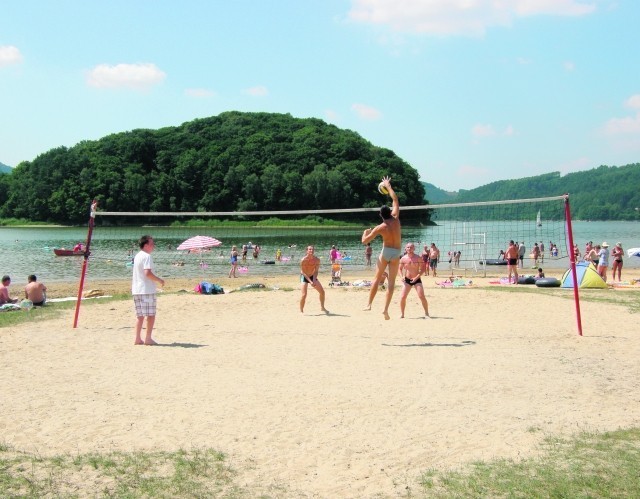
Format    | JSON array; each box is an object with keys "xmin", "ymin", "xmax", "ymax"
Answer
[
  {"xmin": 325, "ymin": 109, "xmax": 340, "ymax": 122},
  {"xmin": 348, "ymin": 0, "xmax": 597, "ymax": 36},
  {"xmin": 604, "ymin": 115, "xmax": 640, "ymax": 135},
  {"xmin": 472, "ymin": 123, "xmax": 514, "ymax": 143},
  {"xmin": 514, "ymin": 0, "xmax": 596, "ymax": 16},
  {"xmin": 0, "ymin": 45, "xmax": 23, "ymax": 67},
  {"xmin": 503, "ymin": 125, "xmax": 515, "ymax": 136},
  {"xmin": 603, "ymin": 94, "xmax": 640, "ymax": 135},
  {"xmin": 625, "ymin": 94, "xmax": 640, "ymax": 110},
  {"xmin": 472, "ymin": 124, "xmax": 496, "ymax": 137},
  {"xmin": 351, "ymin": 103, "xmax": 382, "ymax": 120},
  {"xmin": 244, "ymin": 85, "xmax": 268, "ymax": 97},
  {"xmin": 185, "ymin": 88, "xmax": 216, "ymax": 98},
  {"xmin": 86, "ymin": 63, "xmax": 166, "ymax": 89}
]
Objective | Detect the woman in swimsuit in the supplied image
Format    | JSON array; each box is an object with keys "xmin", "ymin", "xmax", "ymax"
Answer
[
  {"xmin": 611, "ymin": 242, "xmax": 624, "ymax": 282},
  {"xmin": 228, "ymin": 246, "xmax": 239, "ymax": 278}
]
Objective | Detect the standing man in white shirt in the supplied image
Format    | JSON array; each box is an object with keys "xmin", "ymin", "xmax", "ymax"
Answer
[{"xmin": 132, "ymin": 235, "xmax": 165, "ymax": 346}]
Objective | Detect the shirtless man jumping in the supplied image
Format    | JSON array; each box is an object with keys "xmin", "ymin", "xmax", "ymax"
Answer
[
  {"xmin": 362, "ymin": 176, "xmax": 401, "ymax": 320},
  {"xmin": 399, "ymin": 242, "xmax": 430, "ymax": 319},
  {"xmin": 299, "ymin": 245, "xmax": 328, "ymax": 314}
]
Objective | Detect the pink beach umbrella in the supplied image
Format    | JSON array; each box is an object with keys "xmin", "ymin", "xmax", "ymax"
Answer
[
  {"xmin": 177, "ymin": 236, "xmax": 222, "ymax": 274},
  {"xmin": 177, "ymin": 235, "xmax": 222, "ymax": 251}
]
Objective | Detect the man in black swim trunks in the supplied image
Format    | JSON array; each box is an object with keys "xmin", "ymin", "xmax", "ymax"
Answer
[
  {"xmin": 399, "ymin": 242, "xmax": 430, "ymax": 318},
  {"xmin": 299, "ymin": 245, "xmax": 328, "ymax": 314},
  {"xmin": 504, "ymin": 240, "xmax": 519, "ymax": 284}
]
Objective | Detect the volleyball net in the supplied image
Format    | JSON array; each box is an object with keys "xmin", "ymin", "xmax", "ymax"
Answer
[
  {"xmin": 81, "ymin": 194, "xmax": 571, "ymax": 282},
  {"xmin": 73, "ymin": 194, "xmax": 582, "ymax": 334}
]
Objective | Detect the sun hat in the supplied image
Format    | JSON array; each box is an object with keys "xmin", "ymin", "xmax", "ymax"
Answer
[{"xmin": 602, "ymin": 241, "xmax": 609, "ymax": 248}]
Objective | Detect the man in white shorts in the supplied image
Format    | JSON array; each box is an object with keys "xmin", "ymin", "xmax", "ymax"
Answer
[{"xmin": 132, "ymin": 235, "xmax": 165, "ymax": 345}]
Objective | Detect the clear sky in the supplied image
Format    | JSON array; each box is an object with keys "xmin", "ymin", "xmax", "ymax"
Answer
[{"xmin": 1, "ymin": 0, "xmax": 639, "ymax": 191}]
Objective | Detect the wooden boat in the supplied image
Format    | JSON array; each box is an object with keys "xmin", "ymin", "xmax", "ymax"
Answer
[{"xmin": 53, "ymin": 249, "xmax": 85, "ymax": 257}]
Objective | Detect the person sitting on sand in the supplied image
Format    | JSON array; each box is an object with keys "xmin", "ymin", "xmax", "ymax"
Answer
[
  {"xmin": 0, "ymin": 275, "xmax": 18, "ymax": 305},
  {"xmin": 535, "ymin": 268, "xmax": 545, "ymax": 280},
  {"xmin": 24, "ymin": 274, "xmax": 47, "ymax": 306}
]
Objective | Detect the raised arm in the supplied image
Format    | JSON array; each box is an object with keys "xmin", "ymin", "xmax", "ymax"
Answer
[
  {"xmin": 362, "ymin": 224, "xmax": 382, "ymax": 245},
  {"xmin": 381, "ymin": 176, "xmax": 399, "ymax": 218}
]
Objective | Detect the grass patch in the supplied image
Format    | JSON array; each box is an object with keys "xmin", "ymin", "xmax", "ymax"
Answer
[
  {"xmin": 0, "ymin": 218, "xmax": 58, "ymax": 226},
  {"xmin": 482, "ymin": 285, "xmax": 640, "ymax": 314},
  {"xmin": 0, "ymin": 445, "xmax": 252, "ymax": 498},
  {"xmin": 3, "ymin": 428, "xmax": 640, "ymax": 497},
  {"xmin": 0, "ymin": 293, "xmax": 131, "ymax": 329},
  {"xmin": 419, "ymin": 427, "xmax": 640, "ymax": 498}
]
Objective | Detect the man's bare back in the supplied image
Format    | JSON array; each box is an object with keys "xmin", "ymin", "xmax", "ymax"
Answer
[{"xmin": 361, "ymin": 176, "xmax": 401, "ymax": 320}]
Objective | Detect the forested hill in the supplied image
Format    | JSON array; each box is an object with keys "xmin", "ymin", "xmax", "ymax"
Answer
[
  {"xmin": 438, "ymin": 164, "xmax": 640, "ymax": 221},
  {"xmin": 0, "ymin": 112, "xmax": 425, "ymax": 225},
  {"xmin": 421, "ymin": 182, "xmax": 457, "ymax": 204}
]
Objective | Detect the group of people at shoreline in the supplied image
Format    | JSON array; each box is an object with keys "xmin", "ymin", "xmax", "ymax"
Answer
[
  {"xmin": 574, "ymin": 240, "xmax": 625, "ymax": 282},
  {"xmin": 0, "ymin": 274, "xmax": 47, "ymax": 307},
  {"xmin": 502, "ymin": 238, "xmax": 627, "ymax": 285}
]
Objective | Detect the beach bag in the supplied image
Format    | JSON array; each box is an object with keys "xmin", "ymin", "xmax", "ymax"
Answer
[{"xmin": 199, "ymin": 282, "xmax": 224, "ymax": 295}]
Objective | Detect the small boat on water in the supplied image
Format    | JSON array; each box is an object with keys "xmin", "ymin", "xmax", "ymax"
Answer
[{"xmin": 53, "ymin": 249, "xmax": 85, "ymax": 257}]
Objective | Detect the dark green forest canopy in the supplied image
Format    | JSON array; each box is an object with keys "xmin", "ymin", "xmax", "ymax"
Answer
[
  {"xmin": 0, "ymin": 112, "xmax": 426, "ymax": 225},
  {"xmin": 448, "ymin": 164, "xmax": 640, "ymax": 221}
]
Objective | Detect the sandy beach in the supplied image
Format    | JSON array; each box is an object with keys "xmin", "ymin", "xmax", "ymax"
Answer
[{"xmin": 2, "ymin": 268, "xmax": 640, "ymax": 497}]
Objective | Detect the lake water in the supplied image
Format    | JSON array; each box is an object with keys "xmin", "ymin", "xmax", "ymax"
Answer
[{"xmin": 1, "ymin": 221, "xmax": 639, "ymax": 283}]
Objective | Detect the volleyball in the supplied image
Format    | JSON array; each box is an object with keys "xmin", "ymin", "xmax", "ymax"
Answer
[{"xmin": 378, "ymin": 182, "xmax": 389, "ymax": 195}]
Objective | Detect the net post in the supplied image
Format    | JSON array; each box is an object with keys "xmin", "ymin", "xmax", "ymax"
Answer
[
  {"xmin": 563, "ymin": 194, "xmax": 583, "ymax": 336},
  {"xmin": 73, "ymin": 199, "xmax": 98, "ymax": 329}
]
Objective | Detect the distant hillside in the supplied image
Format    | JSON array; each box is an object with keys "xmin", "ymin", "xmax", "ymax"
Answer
[
  {"xmin": 442, "ymin": 164, "xmax": 640, "ymax": 221},
  {"xmin": 0, "ymin": 161, "xmax": 12, "ymax": 174},
  {"xmin": 422, "ymin": 182, "xmax": 457, "ymax": 204}
]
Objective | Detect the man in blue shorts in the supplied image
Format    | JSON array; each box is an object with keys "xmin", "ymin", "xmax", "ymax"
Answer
[{"xmin": 362, "ymin": 176, "xmax": 401, "ymax": 320}]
